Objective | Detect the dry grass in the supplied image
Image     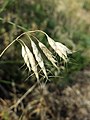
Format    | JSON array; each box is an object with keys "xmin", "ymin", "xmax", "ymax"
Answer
[
  {"xmin": 0, "ymin": 1, "xmax": 90, "ymax": 119},
  {"xmin": 0, "ymin": 27, "xmax": 72, "ymax": 119},
  {"xmin": 0, "ymin": 30, "xmax": 72, "ymax": 82}
]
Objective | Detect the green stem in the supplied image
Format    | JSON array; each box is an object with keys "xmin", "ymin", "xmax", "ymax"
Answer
[{"xmin": 0, "ymin": 17, "xmax": 28, "ymax": 31}]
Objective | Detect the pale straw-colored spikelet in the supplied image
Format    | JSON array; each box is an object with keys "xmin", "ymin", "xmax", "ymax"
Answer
[
  {"xmin": 56, "ymin": 42, "xmax": 72, "ymax": 61},
  {"xmin": 56, "ymin": 42, "xmax": 72, "ymax": 54},
  {"xmin": 21, "ymin": 44, "xmax": 31, "ymax": 71},
  {"xmin": 46, "ymin": 35, "xmax": 72, "ymax": 62},
  {"xmin": 20, "ymin": 40, "xmax": 39, "ymax": 80},
  {"xmin": 31, "ymin": 40, "xmax": 48, "ymax": 79},
  {"xmin": 38, "ymin": 41, "xmax": 58, "ymax": 69},
  {"xmin": 25, "ymin": 44, "xmax": 39, "ymax": 80}
]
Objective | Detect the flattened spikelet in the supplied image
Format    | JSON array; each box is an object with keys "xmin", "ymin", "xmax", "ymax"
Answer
[
  {"xmin": 46, "ymin": 35, "xmax": 72, "ymax": 62},
  {"xmin": 20, "ymin": 40, "xmax": 39, "ymax": 80},
  {"xmin": 56, "ymin": 42, "xmax": 72, "ymax": 54},
  {"xmin": 39, "ymin": 41, "xmax": 58, "ymax": 69},
  {"xmin": 25, "ymin": 44, "xmax": 39, "ymax": 80},
  {"xmin": 21, "ymin": 44, "xmax": 31, "ymax": 71},
  {"xmin": 31, "ymin": 40, "xmax": 48, "ymax": 79}
]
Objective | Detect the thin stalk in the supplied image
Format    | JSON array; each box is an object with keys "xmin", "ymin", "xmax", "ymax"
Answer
[
  {"xmin": 30, "ymin": 34, "xmax": 40, "ymax": 42},
  {"xmin": 10, "ymin": 83, "xmax": 37, "ymax": 110},
  {"xmin": 27, "ymin": 30, "xmax": 47, "ymax": 36},
  {"xmin": 0, "ymin": 39, "xmax": 17, "ymax": 57},
  {"xmin": 0, "ymin": 32, "xmax": 26, "ymax": 57},
  {"xmin": 0, "ymin": 29, "xmax": 47, "ymax": 57}
]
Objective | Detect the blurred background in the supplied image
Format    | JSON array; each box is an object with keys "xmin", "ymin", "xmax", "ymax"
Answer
[{"xmin": 0, "ymin": 0, "xmax": 90, "ymax": 120}]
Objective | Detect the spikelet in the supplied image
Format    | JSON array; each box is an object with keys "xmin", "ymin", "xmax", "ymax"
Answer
[
  {"xmin": 46, "ymin": 35, "xmax": 72, "ymax": 62},
  {"xmin": 20, "ymin": 40, "xmax": 39, "ymax": 81},
  {"xmin": 21, "ymin": 44, "xmax": 31, "ymax": 71},
  {"xmin": 56, "ymin": 42, "xmax": 72, "ymax": 54},
  {"xmin": 25, "ymin": 44, "xmax": 39, "ymax": 80},
  {"xmin": 38, "ymin": 41, "xmax": 58, "ymax": 69},
  {"xmin": 31, "ymin": 40, "xmax": 48, "ymax": 79}
]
